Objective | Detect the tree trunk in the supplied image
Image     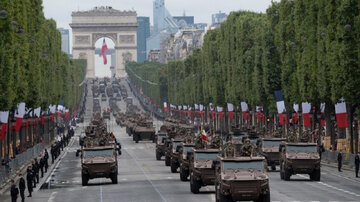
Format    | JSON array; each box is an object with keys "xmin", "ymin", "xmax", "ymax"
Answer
[{"xmin": 347, "ymin": 104, "xmax": 354, "ymax": 154}]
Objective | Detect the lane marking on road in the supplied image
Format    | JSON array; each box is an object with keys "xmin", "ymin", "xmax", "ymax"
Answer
[
  {"xmin": 47, "ymin": 191, "xmax": 58, "ymax": 202},
  {"xmin": 324, "ymin": 170, "xmax": 360, "ymax": 184},
  {"xmin": 125, "ymin": 149, "xmax": 167, "ymax": 202},
  {"xmin": 297, "ymin": 174, "xmax": 360, "ymax": 198},
  {"xmin": 99, "ymin": 179, "xmax": 103, "ymax": 202}
]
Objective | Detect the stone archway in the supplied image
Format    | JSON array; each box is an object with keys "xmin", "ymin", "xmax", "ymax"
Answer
[{"xmin": 70, "ymin": 6, "xmax": 138, "ymax": 78}]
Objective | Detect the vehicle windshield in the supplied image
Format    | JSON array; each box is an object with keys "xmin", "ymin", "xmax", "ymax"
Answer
[
  {"xmin": 287, "ymin": 145, "xmax": 317, "ymax": 153},
  {"xmin": 223, "ymin": 160, "xmax": 264, "ymax": 170},
  {"xmin": 249, "ymin": 138, "xmax": 258, "ymax": 143},
  {"xmin": 183, "ymin": 146, "xmax": 193, "ymax": 153},
  {"xmin": 84, "ymin": 149, "xmax": 113, "ymax": 157},
  {"xmin": 158, "ymin": 136, "xmax": 166, "ymax": 141},
  {"xmin": 195, "ymin": 152, "xmax": 219, "ymax": 160},
  {"xmin": 263, "ymin": 140, "xmax": 282, "ymax": 147},
  {"xmin": 232, "ymin": 135, "xmax": 243, "ymax": 140},
  {"xmin": 173, "ymin": 142, "xmax": 182, "ymax": 148}
]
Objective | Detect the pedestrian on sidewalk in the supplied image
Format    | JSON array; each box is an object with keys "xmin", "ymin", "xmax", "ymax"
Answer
[
  {"xmin": 355, "ymin": 153, "xmax": 359, "ymax": 178},
  {"xmin": 39, "ymin": 156, "xmax": 45, "ymax": 178},
  {"xmin": 19, "ymin": 174, "xmax": 26, "ymax": 202},
  {"xmin": 44, "ymin": 149, "xmax": 49, "ymax": 173},
  {"xmin": 50, "ymin": 145, "xmax": 55, "ymax": 164},
  {"xmin": 10, "ymin": 179, "xmax": 19, "ymax": 202},
  {"xmin": 338, "ymin": 151, "xmax": 343, "ymax": 172},
  {"xmin": 26, "ymin": 166, "xmax": 33, "ymax": 197}
]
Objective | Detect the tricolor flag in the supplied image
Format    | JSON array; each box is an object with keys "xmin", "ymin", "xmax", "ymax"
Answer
[
  {"xmin": 274, "ymin": 91, "xmax": 288, "ymax": 125},
  {"xmin": 291, "ymin": 104, "xmax": 299, "ymax": 124},
  {"xmin": 335, "ymin": 98, "xmax": 348, "ymax": 128},
  {"xmin": 200, "ymin": 104, "xmax": 204, "ymax": 119},
  {"xmin": 0, "ymin": 111, "xmax": 9, "ymax": 140},
  {"xmin": 15, "ymin": 102, "xmax": 26, "ymax": 132},
  {"xmin": 256, "ymin": 106, "xmax": 265, "ymax": 122},
  {"xmin": 163, "ymin": 102, "xmax": 168, "ymax": 112},
  {"xmin": 320, "ymin": 103, "xmax": 326, "ymax": 126},
  {"xmin": 194, "ymin": 104, "xmax": 199, "ymax": 111},
  {"xmin": 201, "ymin": 129, "xmax": 209, "ymax": 142},
  {"xmin": 100, "ymin": 38, "xmax": 108, "ymax": 65},
  {"xmin": 34, "ymin": 107, "xmax": 41, "ymax": 125},
  {"xmin": 240, "ymin": 101, "xmax": 250, "ymax": 121},
  {"xmin": 64, "ymin": 109, "xmax": 70, "ymax": 118},
  {"xmin": 49, "ymin": 105, "xmax": 56, "ymax": 121},
  {"xmin": 227, "ymin": 103, "xmax": 234, "ymax": 120},
  {"xmin": 302, "ymin": 102, "xmax": 311, "ymax": 127},
  {"xmin": 217, "ymin": 106, "xmax": 223, "ymax": 119},
  {"xmin": 209, "ymin": 103, "xmax": 215, "ymax": 119}
]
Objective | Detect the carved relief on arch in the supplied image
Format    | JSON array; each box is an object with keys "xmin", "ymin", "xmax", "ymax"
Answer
[
  {"xmin": 79, "ymin": 52, "xmax": 87, "ymax": 59},
  {"xmin": 75, "ymin": 35, "xmax": 90, "ymax": 45},
  {"xmin": 122, "ymin": 52, "xmax": 132, "ymax": 64},
  {"xmin": 92, "ymin": 33, "xmax": 117, "ymax": 46}
]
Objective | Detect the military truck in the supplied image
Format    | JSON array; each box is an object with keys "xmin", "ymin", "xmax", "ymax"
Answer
[
  {"xmin": 259, "ymin": 138, "xmax": 286, "ymax": 171},
  {"xmin": 279, "ymin": 142, "xmax": 320, "ymax": 181},
  {"xmin": 179, "ymin": 142, "xmax": 195, "ymax": 181},
  {"xmin": 189, "ymin": 148, "xmax": 220, "ymax": 194},
  {"xmin": 132, "ymin": 120, "xmax": 156, "ymax": 143},
  {"xmin": 170, "ymin": 139, "xmax": 184, "ymax": 173},
  {"xmin": 215, "ymin": 156, "xmax": 270, "ymax": 202},
  {"xmin": 155, "ymin": 131, "xmax": 167, "ymax": 160},
  {"xmin": 80, "ymin": 145, "xmax": 118, "ymax": 185},
  {"xmin": 125, "ymin": 118, "xmax": 137, "ymax": 136}
]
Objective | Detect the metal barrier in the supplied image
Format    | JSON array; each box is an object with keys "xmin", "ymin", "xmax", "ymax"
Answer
[
  {"xmin": 0, "ymin": 144, "xmax": 44, "ymax": 187},
  {"xmin": 322, "ymin": 150, "xmax": 356, "ymax": 168}
]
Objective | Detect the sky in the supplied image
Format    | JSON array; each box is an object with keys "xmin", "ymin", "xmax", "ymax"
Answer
[{"xmin": 42, "ymin": 0, "xmax": 276, "ymax": 77}]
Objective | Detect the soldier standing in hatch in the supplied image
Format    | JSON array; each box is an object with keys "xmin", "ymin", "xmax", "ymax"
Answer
[
  {"xmin": 224, "ymin": 141, "xmax": 235, "ymax": 157},
  {"xmin": 241, "ymin": 139, "xmax": 253, "ymax": 157},
  {"xmin": 211, "ymin": 134, "xmax": 222, "ymax": 149},
  {"xmin": 194, "ymin": 134, "xmax": 206, "ymax": 149}
]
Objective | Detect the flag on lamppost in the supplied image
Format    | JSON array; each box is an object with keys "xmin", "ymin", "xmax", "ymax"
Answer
[
  {"xmin": 217, "ymin": 106, "xmax": 223, "ymax": 119},
  {"xmin": 302, "ymin": 102, "xmax": 311, "ymax": 127},
  {"xmin": 240, "ymin": 101, "xmax": 250, "ymax": 121},
  {"xmin": 15, "ymin": 102, "xmax": 26, "ymax": 132},
  {"xmin": 227, "ymin": 103, "xmax": 234, "ymax": 120},
  {"xmin": 0, "ymin": 111, "xmax": 9, "ymax": 140},
  {"xmin": 274, "ymin": 90, "xmax": 288, "ymax": 125},
  {"xmin": 335, "ymin": 98, "xmax": 348, "ymax": 129},
  {"xmin": 163, "ymin": 102, "xmax": 168, "ymax": 112},
  {"xmin": 291, "ymin": 104, "xmax": 299, "ymax": 124}
]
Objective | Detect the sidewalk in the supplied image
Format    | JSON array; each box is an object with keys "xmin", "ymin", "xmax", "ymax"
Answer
[
  {"xmin": 321, "ymin": 161, "xmax": 360, "ymax": 183},
  {"xmin": 0, "ymin": 132, "xmax": 77, "ymax": 200}
]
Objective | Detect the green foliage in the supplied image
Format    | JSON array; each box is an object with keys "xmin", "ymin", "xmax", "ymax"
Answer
[{"xmin": 0, "ymin": 0, "xmax": 86, "ymax": 111}]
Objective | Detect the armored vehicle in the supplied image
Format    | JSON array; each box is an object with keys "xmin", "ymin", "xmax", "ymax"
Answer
[
  {"xmin": 259, "ymin": 138, "xmax": 286, "ymax": 171},
  {"xmin": 155, "ymin": 131, "xmax": 167, "ymax": 160},
  {"xmin": 116, "ymin": 93, "xmax": 122, "ymax": 101},
  {"xmin": 133, "ymin": 120, "xmax": 156, "ymax": 143},
  {"xmin": 101, "ymin": 94, "xmax": 107, "ymax": 101},
  {"xmin": 106, "ymin": 86, "xmax": 114, "ymax": 97},
  {"xmin": 279, "ymin": 142, "xmax": 320, "ymax": 181},
  {"xmin": 80, "ymin": 145, "xmax": 118, "ymax": 185},
  {"xmin": 102, "ymin": 110, "xmax": 110, "ymax": 120},
  {"xmin": 125, "ymin": 97, "xmax": 133, "ymax": 106},
  {"xmin": 215, "ymin": 156, "xmax": 270, "ymax": 202},
  {"xmin": 170, "ymin": 139, "xmax": 184, "ymax": 173},
  {"xmin": 190, "ymin": 148, "xmax": 220, "ymax": 194},
  {"xmin": 125, "ymin": 118, "xmax": 137, "ymax": 136},
  {"xmin": 179, "ymin": 142, "xmax": 195, "ymax": 181}
]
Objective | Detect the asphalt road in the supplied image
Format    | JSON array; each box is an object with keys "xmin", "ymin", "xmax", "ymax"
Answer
[{"xmin": 19, "ymin": 79, "xmax": 360, "ymax": 202}]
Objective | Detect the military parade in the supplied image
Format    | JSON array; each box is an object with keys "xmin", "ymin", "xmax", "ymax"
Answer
[{"xmin": 2, "ymin": 0, "xmax": 360, "ymax": 201}]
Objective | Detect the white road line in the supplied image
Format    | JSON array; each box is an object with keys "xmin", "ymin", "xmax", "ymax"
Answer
[
  {"xmin": 47, "ymin": 191, "xmax": 58, "ymax": 202},
  {"xmin": 297, "ymin": 174, "xmax": 360, "ymax": 198},
  {"xmin": 99, "ymin": 179, "xmax": 103, "ymax": 202}
]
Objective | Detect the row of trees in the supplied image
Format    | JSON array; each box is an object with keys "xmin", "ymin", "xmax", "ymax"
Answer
[
  {"xmin": 0, "ymin": 0, "xmax": 86, "ymax": 112},
  {"xmin": 126, "ymin": 0, "xmax": 360, "ymax": 151}
]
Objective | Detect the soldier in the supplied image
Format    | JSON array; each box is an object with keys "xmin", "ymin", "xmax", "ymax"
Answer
[
  {"xmin": 44, "ymin": 149, "xmax": 49, "ymax": 173},
  {"xmin": 194, "ymin": 134, "xmax": 206, "ymax": 149},
  {"xmin": 287, "ymin": 129, "xmax": 297, "ymax": 143},
  {"xmin": 301, "ymin": 129, "xmax": 311, "ymax": 142},
  {"xmin": 10, "ymin": 179, "xmax": 19, "ymax": 202},
  {"xmin": 241, "ymin": 139, "xmax": 253, "ymax": 157},
  {"xmin": 211, "ymin": 134, "xmax": 222, "ymax": 149},
  {"xmin": 39, "ymin": 156, "xmax": 45, "ymax": 178},
  {"xmin": 18, "ymin": 174, "xmax": 25, "ymax": 202},
  {"xmin": 184, "ymin": 130, "xmax": 194, "ymax": 143},
  {"xmin": 26, "ymin": 166, "xmax": 33, "ymax": 197},
  {"xmin": 224, "ymin": 141, "xmax": 235, "ymax": 157}
]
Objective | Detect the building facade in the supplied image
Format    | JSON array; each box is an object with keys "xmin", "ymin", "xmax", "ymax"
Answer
[
  {"xmin": 212, "ymin": 11, "xmax": 227, "ymax": 28},
  {"xmin": 58, "ymin": 28, "xmax": 70, "ymax": 55},
  {"xmin": 137, "ymin": 17, "xmax": 150, "ymax": 63}
]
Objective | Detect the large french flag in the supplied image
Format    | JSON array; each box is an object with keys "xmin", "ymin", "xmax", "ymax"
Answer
[
  {"xmin": 101, "ymin": 38, "xmax": 108, "ymax": 65},
  {"xmin": 0, "ymin": 111, "xmax": 9, "ymax": 140},
  {"xmin": 274, "ymin": 91, "xmax": 288, "ymax": 125},
  {"xmin": 227, "ymin": 103, "xmax": 234, "ymax": 120},
  {"xmin": 241, "ymin": 101, "xmax": 250, "ymax": 121},
  {"xmin": 15, "ymin": 102, "xmax": 26, "ymax": 132},
  {"xmin": 302, "ymin": 102, "xmax": 311, "ymax": 127},
  {"xmin": 335, "ymin": 99, "xmax": 348, "ymax": 128}
]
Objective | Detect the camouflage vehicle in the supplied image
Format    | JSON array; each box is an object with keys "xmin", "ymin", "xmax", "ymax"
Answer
[
  {"xmin": 79, "ymin": 145, "xmax": 118, "ymax": 185},
  {"xmin": 279, "ymin": 142, "xmax": 320, "ymax": 181},
  {"xmin": 132, "ymin": 120, "xmax": 156, "ymax": 143},
  {"xmin": 101, "ymin": 94, "xmax": 107, "ymax": 101},
  {"xmin": 125, "ymin": 97, "xmax": 133, "ymax": 107},
  {"xmin": 189, "ymin": 148, "xmax": 220, "ymax": 194},
  {"xmin": 164, "ymin": 131, "xmax": 179, "ymax": 166},
  {"xmin": 179, "ymin": 142, "xmax": 195, "ymax": 181},
  {"xmin": 125, "ymin": 117, "xmax": 137, "ymax": 136},
  {"xmin": 155, "ymin": 127, "xmax": 168, "ymax": 160},
  {"xmin": 106, "ymin": 86, "xmax": 114, "ymax": 97},
  {"xmin": 215, "ymin": 156, "xmax": 270, "ymax": 202},
  {"xmin": 170, "ymin": 139, "xmax": 184, "ymax": 173},
  {"xmin": 115, "ymin": 93, "xmax": 122, "ymax": 101},
  {"xmin": 259, "ymin": 138, "xmax": 286, "ymax": 171}
]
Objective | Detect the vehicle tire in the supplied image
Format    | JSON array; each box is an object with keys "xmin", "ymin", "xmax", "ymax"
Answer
[
  {"xmin": 180, "ymin": 167, "xmax": 188, "ymax": 181},
  {"xmin": 82, "ymin": 174, "xmax": 88, "ymax": 186},
  {"xmin": 216, "ymin": 182, "xmax": 231, "ymax": 202},
  {"xmin": 190, "ymin": 173, "xmax": 200, "ymax": 194},
  {"xmin": 156, "ymin": 150, "xmax": 161, "ymax": 160},
  {"xmin": 271, "ymin": 164, "xmax": 276, "ymax": 171},
  {"xmin": 152, "ymin": 134, "xmax": 156, "ymax": 143},
  {"xmin": 165, "ymin": 155, "xmax": 171, "ymax": 166},
  {"xmin": 258, "ymin": 192, "xmax": 270, "ymax": 202},
  {"xmin": 111, "ymin": 173, "xmax": 118, "ymax": 184},
  {"xmin": 170, "ymin": 160, "xmax": 177, "ymax": 173},
  {"xmin": 284, "ymin": 168, "xmax": 291, "ymax": 181},
  {"xmin": 134, "ymin": 134, "xmax": 139, "ymax": 143},
  {"xmin": 310, "ymin": 169, "xmax": 321, "ymax": 181}
]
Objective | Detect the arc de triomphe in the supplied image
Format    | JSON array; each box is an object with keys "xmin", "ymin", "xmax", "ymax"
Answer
[{"xmin": 70, "ymin": 7, "xmax": 138, "ymax": 78}]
